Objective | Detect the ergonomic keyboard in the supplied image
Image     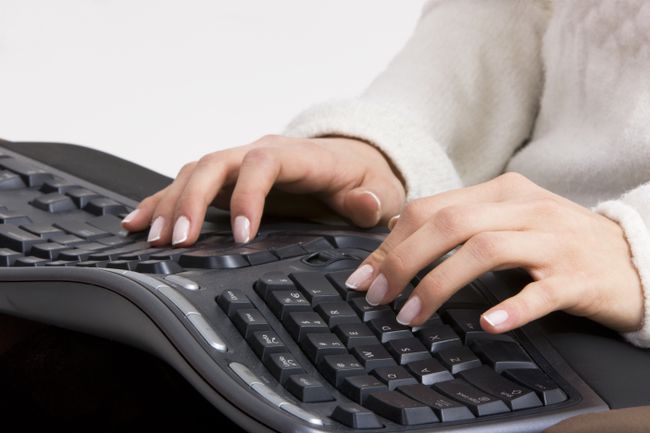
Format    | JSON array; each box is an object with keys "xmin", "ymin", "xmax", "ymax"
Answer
[{"xmin": 0, "ymin": 143, "xmax": 609, "ymax": 432}]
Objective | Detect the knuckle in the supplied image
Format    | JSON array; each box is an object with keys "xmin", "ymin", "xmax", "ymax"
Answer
[
  {"xmin": 466, "ymin": 231, "xmax": 502, "ymax": 264},
  {"xmin": 242, "ymin": 147, "xmax": 276, "ymax": 166},
  {"xmin": 533, "ymin": 197, "xmax": 563, "ymax": 217},
  {"xmin": 432, "ymin": 205, "xmax": 469, "ymax": 238},
  {"xmin": 197, "ymin": 151, "xmax": 223, "ymax": 166}
]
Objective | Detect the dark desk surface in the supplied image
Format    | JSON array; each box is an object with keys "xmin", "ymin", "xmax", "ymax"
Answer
[{"xmin": 3, "ymin": 139, "xmax": 650, "ymax": 410}]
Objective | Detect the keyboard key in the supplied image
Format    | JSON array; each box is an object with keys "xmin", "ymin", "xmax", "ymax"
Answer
[
  {"xmin": 29, "ymin": 193, "xmax": 76, "ymax": 213},
  {"xmin": 351, "ymin": 344, "xmax": 397, "ymax": 372},
  {"xmin": 385, "ymin": 337, "xmax": 431, "ymax": 365},
  {"xmin": 410, "ymin": 313, "xmax": 443, "ymax": 332},
  {"xmin": 436, "ymin": 345, "xmax": 482, "ymax": 374},
  {"xmin": 368, "ymin": 316, "xmax": 411, "ymax": 343},
  {"xmin": 330, "ymin": 403, "xmax": 383, "ymax": 429},
  {"xmin": 0, "ymin": 248, "xmax": 22, "ymax": 266},
  {"xmin": 106, "ymin": 260, "xmax": 137, "ymax": 270},
  {"xmin": 39, "ymin": 178, "xmax": 78, "ymax": 193},
  {"xmin": 48, "ymin": 233, "xmax": 85, "ymax": 246},
  {"xmin": 0, "ymin": 158, "xmax": 53, "ymax": 187},
  {"xmin": 150, "ymin": 247, "xmax": 196, "ymax": 261},
  {"xmin": 434, "ymin": 379, "xmax": 510, "ymax": 417},
  {"xmin": 253, "ymin": 272, "xmax": 296, "ymax": 301},
  {"xmin": 396, "ymin": 384, "xmax": 474, "ymax": 422},
  {"xmin": 406, "ymin": 358, "xmax": 453, "ymax": 385},
  {"xmin": 286, "ymin": 374, "xmax": 333, "ymax": 403},
  {"xmin": 333, "ymin": 323, "xmax": 379, "ymax": 348},
  {"xmin": 14, "ymin": 256, "xmax": 49, "ymax": 266},
  {"xmin": 232, "ymin": 308, "xmax": 271, "ymax": 339},
  {"xmin": 97, "ymin": 235, "xmax": 132, "ymax": 247},
  {"xmin": 289, "ymin": 271, "xmax": 341, "ymax": 305},
  {"xmin": 314, "ymin": 301, "xmax": 360, "ymax": 327},
  {"xmin": 415, "ymin": 324, "xmax": 462, "ymax": 352},
  {"xmin": 0, "ymin": 209, "xmax": 32, "ymax": 225},
  {"xmin": 268, "ymin": 290, "xmax": 311, "ymax": 321},
  {"xmin": 58, "ymin": 248, "xmax": 91, "ymax": 261},
  {"xmin": 135, "ymin": 259, "xmax": 183, "ymax": 274},
  {"xmin": 349, "ymin": 297, "xmax": 393, "ymax": 322},
  {"xmin": 340, "ymin": 375, "xmax": 387, "ymax": 404},
  {"xmin": 83, "ymin": 197, "xmax": 127, "ymax": 216},
  {"xmin": 0, "ymin": 225, "xmax": 41, "ymax": 253},
  {"xmin": 235, "ymin": 247, "xmax": 278, "ymax": 265},
  {"xmin": 87, "ymin": 214, "xmax": 130, "ymax": 236},
  {"xmin": 65, "ymin": 187, "xmax": 100, "ymax": 208},
  {"xmin": 266, "ymin": 352, "xmax": 304, "ymax": 385},
  {"xmin": 54, "ymin": 220, "xmax": 111, "ymax": 240},
  {"xmin": 372, "ymin": 366, "xmax": 417, "ymax": 390},
  {"xmin": 328, "ymin": 235, "xmax": 382, "ymax": 252},
  {"xmin": 20, "ymin": 223, "xmax": 64, "ymax": 239},
  {"xmin": 76, "ymin": 260, "xmax": 108, "ymax": 267},
  {"xmin": 88, "ymin": 240, "xmax": 151, "ymax": 260},
  {"xmin": 458, "ymin": 366, "xmax": 542, "ymax": 410},
  {"xmin": 217, "ymin": 289, "xmax": 253, "ymax": 317},
  {"xmin": 326, "ymin": 270, "xmax": 364, "ymax": 301},
  {"xmin": 284, "ymin": 312, "xmax": 329, "ymax": 343},
  {"xmin": 248, "ymin": 330, "xmax": 286, "ymax": 361},
  {"xmin": 31, "ymin": 242, "xmax": 68, "ymax": 260},
  {"xmin": 319, "ymin": 354, "xmax": 365, "ymax": 387},
  {"xmin": 363, "ymin": 390, "xmax": 438, "ymax": 426},
  {"xmin": 178, "ymin": 249, "xmax": 249, "ymax": 269},
  {"xmin": 301, "ymin": 333, "xmax": 346, "ymax": 364},
  {"xmin": 74, "ymin": 241, "xmax": 109, "ymax": 251},
  {"xmin": 503, "ymin": 369, "xmax": 568, "ymax": 405},
  {"xmin": 470, "ymin": 340, "xmax": 537, "ymax": 372},
  {"xmin": 443, "ymin": 309, "xmax": 486, "ymax": 342},
  {"xmin": 0, "ymin": 170, "xmax": 25, "ymax": 190}
]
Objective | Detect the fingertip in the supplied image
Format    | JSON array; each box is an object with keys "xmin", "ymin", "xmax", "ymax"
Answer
[
  {"xmin": 344, "ymin": 188, "xmax": 382, "ymax": 227},
  {"xmin": 480, "ymin": 309, "xmax": 511, "ymax": 332}
]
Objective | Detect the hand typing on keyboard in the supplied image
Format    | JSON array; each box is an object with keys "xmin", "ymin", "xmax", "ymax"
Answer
[
  {"xmin": 344, "ymin": 172, "xmax": 645, "ymax": 338},
  {"xmin": 120, "ymin": 135, "xmax": 405, "ymax": 246}
]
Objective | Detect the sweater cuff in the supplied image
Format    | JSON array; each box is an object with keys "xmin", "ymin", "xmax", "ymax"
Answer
[
  {"xmin": 592, "ymin": 199, "xmax": 650, "ymax": 348},
  {"xmin": 283, "ymin": 99, "xmax": 462, "ymax": 202}
]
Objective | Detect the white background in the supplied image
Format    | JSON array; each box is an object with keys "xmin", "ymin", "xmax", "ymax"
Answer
[{"xmin": 0, "ymin": 0, "xmax": 425, "ymax": 179}]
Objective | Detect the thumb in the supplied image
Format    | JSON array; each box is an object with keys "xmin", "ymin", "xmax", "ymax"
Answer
[{"xmin": 328, "ymin": 175, "xmax": 404, "ymax": 228}]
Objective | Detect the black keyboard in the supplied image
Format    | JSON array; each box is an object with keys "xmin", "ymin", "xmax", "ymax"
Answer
[{"xmin": 0, "ymin": 144, "xmax": 608, "ymax": 432}]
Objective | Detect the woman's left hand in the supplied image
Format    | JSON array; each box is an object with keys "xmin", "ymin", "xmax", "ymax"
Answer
[{"xmin": 344, "ymin": 172, "xmax": 644, "ymax": 334}]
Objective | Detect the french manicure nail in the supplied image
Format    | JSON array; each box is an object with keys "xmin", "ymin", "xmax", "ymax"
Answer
[
  {"xmin": 121, "ymin": 208, "xmax": 140, "ymax": 224},
  {"xmin": 172, "ymin": 216, "xmax": 190, "ymax": 245},
  {"xmin": 483, "ymin": 310, "xmax": 509, "ymax": 327},
  {"xmin": 345, "ymin": 264, "xmax": 374, "ymax": 289},
  {"xmin": 147, "ymin": 216, "xmax": 165, "ymax": 242},
  {"xmin": 396, "ymin": 295, "xmax": 421, "ymax": 325},
  {"xmin": 361, "ymin": 190, "xmax": 382, "ymax": 221},
  {"xmin": 387, "ymin": 214, "xmax": 400, "ymax": 231},
  {"xmin": 366, "ymin": 273, "xmax": 388, "ymax": 306},
  {"xmin": 233, "ymin": 215, "xmax": 250, "ymax": 243}
]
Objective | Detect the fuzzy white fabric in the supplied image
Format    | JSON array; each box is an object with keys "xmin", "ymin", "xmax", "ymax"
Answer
[{"xmin": 283, "ymin": 0, "xmax": 650, "ymax": 346}]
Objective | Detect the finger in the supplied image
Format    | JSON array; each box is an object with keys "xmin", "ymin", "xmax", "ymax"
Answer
[
  {"xmin": 394, "ymin": 231, "xmax": 554, "ymax": 326},
  {"xmin": 325, "ymin": 171, "xmax": 405, "ymax": 228},
  {"xmin": 145, "ymin": 161, "xmax": 201, "ymax": 245},
  {"xmin": 120, "ymin": 186, "xmax": 170, "ymax": 231},
  {"xmin": 168, "ymin": 148, "xmax": 245, "ymax": 246},
  {"xmin": 479, "ymin": 276, "xmax": 576, "ymax": 333},
  {"xmin": 344, "ymin": 172, "xmax": 536, "ymax": 290},
  {"xmin": 226, "ymin": 144, "xmax": 336, "ymax": 243},
  {"xmin": 363, "ymin": 200, "xmax": 548, "ymax": 305}
]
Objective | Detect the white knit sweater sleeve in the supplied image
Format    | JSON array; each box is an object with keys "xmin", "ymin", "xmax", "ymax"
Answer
[
  {"xmin": 592, "ymin": 182, "xmax": 650, "ymax": 348},
  {"xmin": 283, "ymin": 0, "xmax": 550, "ymax": 201}
]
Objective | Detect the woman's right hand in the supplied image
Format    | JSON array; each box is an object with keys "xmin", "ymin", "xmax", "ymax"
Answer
[{"xmin": 120, "ymin": 135, "xmax": 406, "ymax": 246}]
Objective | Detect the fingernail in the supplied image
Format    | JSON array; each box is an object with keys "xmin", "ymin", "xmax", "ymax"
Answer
[
  {"xmin": 396, "ymin": 295, "xmax": 421, "ymax": 325},
  {"xmin": 122, "ymin": 208, "xmax": 140, "ymax": 224},
  {"xmin": 345, "ymin": 264, "xmax": 374, "ymax": 289},
  {"xmin": 147, "ymin": 216, "xmax": 165, "ymax": 242},
  {"xmin": 233, "ymin": 215, "xmax": 250, "ymax": 243},
  {"xmin": 172, "ymin": 216, "xmax": 190, "ymax": 245},
  {"xmin": 361, "ymin": 190, "xmax": 382, "ymax": 222},
  {"xmin": 388, "ymin": 214, "xmax": 400, "ymax": 231},
  {"xmin": 366, "ymin": 273, "xmax": 388, "ymax": 306},
  {"xmin": 483, "ymin": 310, "xmax": 509, "ymax": 327}
]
